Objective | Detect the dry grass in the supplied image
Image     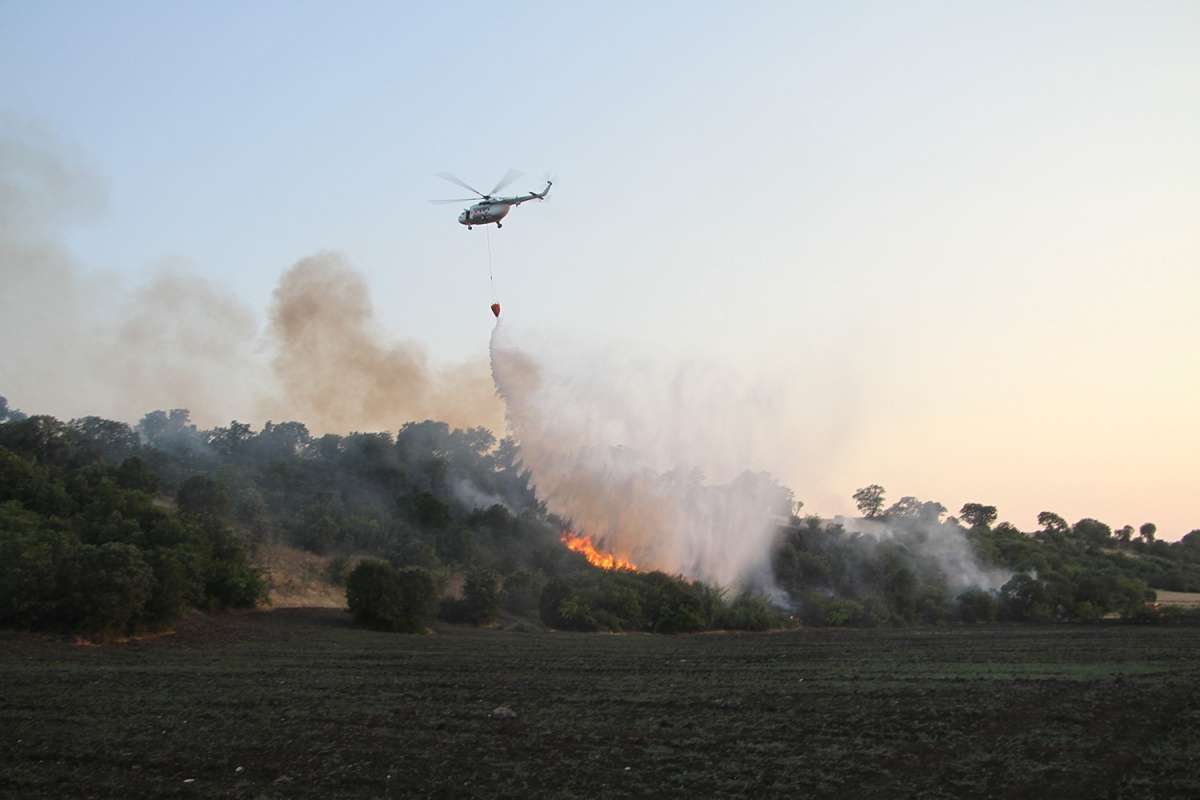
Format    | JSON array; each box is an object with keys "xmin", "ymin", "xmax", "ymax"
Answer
[
  {"xmin": 254, "ymin": 543, "xmax": 345, "ymax": 608},
  {"xmin": 1153, "ymin": 590, "xmax": 1200, "ymax": 608}
]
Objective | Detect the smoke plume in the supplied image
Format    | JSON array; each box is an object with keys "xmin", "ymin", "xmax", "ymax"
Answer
[
  {"xmin": 489, "ymin": 321, "xmax": 795, "ymax": 590},
  {"xmin": 0, "ymin": 119, "xmax": 502, "ymax": 434},
  {"xmin": 265, "ymin": 253, "xmax": 502, "ymax": 433},
  {"xmin": 833, "ymin": 516, "xmax": 1011, "ymax": 593}
]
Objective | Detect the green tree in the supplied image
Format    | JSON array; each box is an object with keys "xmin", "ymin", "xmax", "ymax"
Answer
[
  {"xmin": 0, "ymin": 504, "xmax": 77, "ymax": 628},
  {"xmin": 1036, "ymin": 511, "xmax": 1069, "ymax": 536},
  {"xmin": 462, "ymin": 568, "xmax": 500, "ymax": 625},
  {"xmin": 959, "ymin": 503, "xmax": 998, "ymax": 529},
  {"xmin": 999, "ymin": 574, "xmax": 1054, "ymax": 622},
  {"xmin": 60, "ymin": 543, "xmax": 156, "ymax": 636},
  {"xmin": 956, "ymin": 588, "xmax": 998, "ymax": 623},
  {"xmin": 1072, "ymin": 518, "xmax": 1112, "ymax": 548},
  {"xmin": 346, "ymin": 561, "xmax": 437, "ymax": 633},
  {"xmin": 539, "ymin": 578, "xmax": 573, "ymax": 629},
  {"xmin": 177, "ymin": 475, "xmax": 230, "ymax": 518},
  {"xmin": 853, "ymin": 485, "xmax": 886, "ymax": 518},
  {"xmin": 501, "ymin": 569, "xmax": 544, "ymax": 616},
  {"xmin": 1139, "ymin": 523, "xmax": 1157, "ymax": 544},
  {"xmin": 116, "ymin": 456, "xmax": 159, "ymax": 493}
]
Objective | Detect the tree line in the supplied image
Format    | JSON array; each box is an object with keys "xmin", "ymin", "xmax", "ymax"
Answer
[{"xmin": 2, "ymin": 395, "xmax": 1197, "ymax": 636}]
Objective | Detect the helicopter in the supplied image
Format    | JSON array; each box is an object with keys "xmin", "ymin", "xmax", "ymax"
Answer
[{"xmin": 432, "ymin": 169, "xmax": 552, "ymax": 229}]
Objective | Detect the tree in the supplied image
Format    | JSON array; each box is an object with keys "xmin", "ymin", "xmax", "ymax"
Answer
[
  {"xmin": 177, "ymin": 475, "xmax": 230, "ymax": 518},
  {"xmin": 884, "ymin": 496, "xmax": 922, "ymax": 520},
  {"xmin": 116, "ymin": 456, "xmax": 159, "ymax": 493},
  {"xmin": 1072, "ymin": 518, "xmax": 1112, "ymax": 548},
  {"xmin": 539, "ymin": 578, "xmax": 573, "ymax": 628},
  {"xmin": 1139, "ymin": 523, "xmax": 1157, "ymax": 544},
  {"xmin": 0, "ymin": 396, "xmax": 27, "ymax": 424},
  {"xmin": 956, "ymin": 588, "xmax": 998, "ymax": 623},
  {"xmin": 253, "ymin": 421, "xmax": 311, "ymax": 460},
  {"xmin": 461, "ymin": 568, "xmax": 500, "ymax": 625},
  {"xmin": 136, "ymin": 409, "xmax": 202, "ymax": 454},
  {"xmin": 1115, "ymin": 525, "xmax": 1135, "ymax": 544},
  {"xmin": 68, "ymin": 417, "xmax": 140, "ymax": 464},
  {"xmin": 206, "ymin": 421, "xmax": 254, "ymax": 457},
  {"xmin": 501, "ymin": 569, "xmax": 545, "ymax": 616},
  {"xmin": 999, "ymin": 574, "xmax": 1054, "ymax": 622},
  {"xmin": 60, "ymin": 543, "xmax": 156, "ymax": 636},
  {"xmin": 853, "ymin": 485, "xmax": 886, "ymax": 519},
  {"xmin": 919, "ymin": 501, "xmax": 948, "ymax": 524},
  {"xmin": 1036, "ymin": 511, "xmax": 1069, "ymax": 536},
  {"xmin": 959, "ymin": 503, "xmax": 998, "ymax": 530},
  {"xmin": 346, "ymin": 561, "xmax": 437, "ymax": 633}
]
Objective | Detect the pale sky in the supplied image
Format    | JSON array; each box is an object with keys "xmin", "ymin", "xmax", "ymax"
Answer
[{"xmin": 2, "ymin": 2, "xmax": 1197, "ymax": 536}]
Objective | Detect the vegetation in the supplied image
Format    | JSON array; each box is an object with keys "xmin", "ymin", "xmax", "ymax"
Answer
[
  {"xmin": 2, "ymin": 395, "xmax": 1198, "ymax": 636},
  {"xmin": 345, "ymin": 560, "xmax": 437, "ymax": 632},
  {"xmin": 0, "ymin": 412, "xmax": 265, "ymax": 638},
  {"xmin": 776, "ymin": 490, "xmax": 1200, "ymax": 627}
]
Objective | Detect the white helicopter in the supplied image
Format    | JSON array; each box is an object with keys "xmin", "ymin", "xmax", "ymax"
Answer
[{"xmin": 433, "ymin": 169, "xmax": 552, "ymax": 229}]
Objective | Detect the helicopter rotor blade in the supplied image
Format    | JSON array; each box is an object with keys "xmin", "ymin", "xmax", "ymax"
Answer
[
  {"xmin": 436, "ymin": 172, "xmax": 486, "ymax": 198},
  {"xmin": 489, "ymin": 168, "xmax": 524, "ymax": 197},
  {"xmin": 429, "ymin": 197, "xmax": 478, "ymax": 205}
]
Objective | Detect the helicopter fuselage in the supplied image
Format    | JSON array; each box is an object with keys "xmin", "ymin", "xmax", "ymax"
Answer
[
  {"xmin": 456, "ymin": 181, "xmax": 552, "ymax": 228},
  {"xmin": 458, "ymin": 201, "xmax": 511, "ymax": 228}
]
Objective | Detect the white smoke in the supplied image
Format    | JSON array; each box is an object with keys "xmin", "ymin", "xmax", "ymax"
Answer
[
  {"xmin": 489, "ymin": 321, "xmax": 795, "ymax": 589},
  {"xmin": 833, "ymin": 515, "xmax": 1011, "ymax": 592}
]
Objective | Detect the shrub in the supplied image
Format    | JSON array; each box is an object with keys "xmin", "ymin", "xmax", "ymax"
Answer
[
  {"xmin": 346, "ymin": 561, "xmax": 436, "ymax": 633},
  {"xmin": 462, "ymin": 568, "xmax": 500, "ymax": 625},
  {"xmin": 956, "ymin": 588, "xmax": 998, "ymax": 623},
  {"xmin": 539, "ymin": 578, "xmax": 573, "ymax": 629},
  {"xmin": 60, "ymin": 543, "xmax": 156, "ymax": 636},
  {"xmin": 501, "ymin": 569, "xmax": 545, "ymax": 616},
  {"xmin": 719, "ymin": 592, "xmax": 776, "ymax": 631},
  {"xmin": 0, "ymin": 509, "xmax": 77, "ymax": 628}
]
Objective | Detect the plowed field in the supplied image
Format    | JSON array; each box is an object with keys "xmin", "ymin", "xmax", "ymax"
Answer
[{"xmin": 3, "ymin": 611, "xmax": 1198, "ymax": 798}]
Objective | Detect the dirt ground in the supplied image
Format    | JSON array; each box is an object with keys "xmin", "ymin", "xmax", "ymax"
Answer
[{"xmin": 2, "ymin": 612, "xmax": 1199, "ymax": 799}]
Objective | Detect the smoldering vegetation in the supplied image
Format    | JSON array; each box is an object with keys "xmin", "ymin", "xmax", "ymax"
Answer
[{"xmin": 489, "ymin": 322, "xmax": 796, "ymax": 591}]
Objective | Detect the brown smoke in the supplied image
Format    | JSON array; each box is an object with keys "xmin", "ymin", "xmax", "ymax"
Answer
[
  {"xmin": 1, "ymin": 119, "xmax": 503, "ymax": 435},
  {"xmin": 265, "ymin": 252, "xmax": 503, "ymax": 433}
]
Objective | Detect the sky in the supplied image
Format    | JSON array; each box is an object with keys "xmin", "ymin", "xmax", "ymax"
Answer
[{"xmin": 2, "ymin": 2, "xmax": 1198, "ymax": 537}]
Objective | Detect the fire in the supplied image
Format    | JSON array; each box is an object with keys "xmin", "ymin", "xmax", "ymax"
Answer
[{"xmin": 560, "ymin": 531, "xmax": 638, "ymax": 571}]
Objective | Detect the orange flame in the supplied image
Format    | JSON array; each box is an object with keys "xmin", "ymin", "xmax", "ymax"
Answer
[{"xmin": 560, "ymin": 531, "xmax": 637, "ymax": 571}]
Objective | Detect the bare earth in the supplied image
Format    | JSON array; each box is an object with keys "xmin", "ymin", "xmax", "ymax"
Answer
[{"xmin": 2, "ymin": 611, "xmax": 1199, "ymax": 798}]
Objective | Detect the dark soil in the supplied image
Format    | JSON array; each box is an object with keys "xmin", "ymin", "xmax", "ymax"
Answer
[{"xmin": 2, "ymin": 610, "xmax": 1198, "ymax": 798}]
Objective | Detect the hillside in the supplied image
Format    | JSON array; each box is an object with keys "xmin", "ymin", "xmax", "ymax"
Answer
[{"xmin": 2, "ymin": 401, "xmax": 1200, "ymax": 637}]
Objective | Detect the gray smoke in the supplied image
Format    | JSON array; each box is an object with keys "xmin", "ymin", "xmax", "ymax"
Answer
[
  {"xmin": 490, "ymin": 321, "xmax": 794, "ymax": 590},
  {"xmin": 0, "ymin": 119, "xmax": 502, "ymax": 433},
  {"xmin": 833, "ymin": 515, "xmax": 1011, "ymax": 592}
]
